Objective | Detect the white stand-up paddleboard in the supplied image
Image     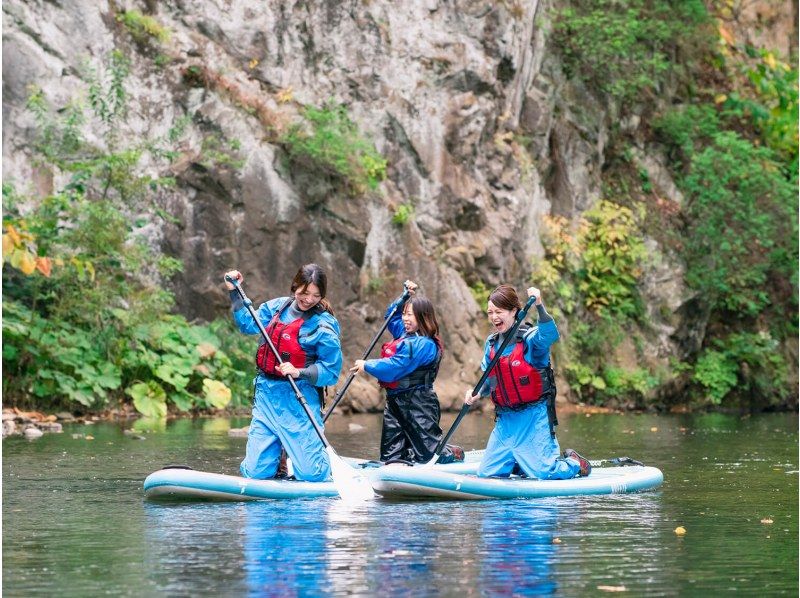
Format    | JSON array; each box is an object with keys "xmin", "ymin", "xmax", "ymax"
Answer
[
  {"xmin": 371, "ymin": 464, "xmax": 664, "ymax": 500},
  {"xmin": 143, "ymin": 451, "xmax": 484, "ymax": 501}
]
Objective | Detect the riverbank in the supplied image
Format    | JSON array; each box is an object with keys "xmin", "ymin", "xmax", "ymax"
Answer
[{"xmin": 0, "ymin": 399, "xmax": 645, "ymax": 440}]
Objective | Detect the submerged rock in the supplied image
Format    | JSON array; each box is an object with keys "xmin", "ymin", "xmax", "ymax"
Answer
[
  {"xmin": 23, "ymin": 427, "xmax": 44, "ymax": 440},
  {"xmin": 228, "ymin": 427, "xmax": 250, "ymax": 438}
]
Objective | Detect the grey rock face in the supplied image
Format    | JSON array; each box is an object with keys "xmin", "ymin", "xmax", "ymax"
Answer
[{"xmin": 9, "ymin": 0, "xmax": 780, "ymax": 411}]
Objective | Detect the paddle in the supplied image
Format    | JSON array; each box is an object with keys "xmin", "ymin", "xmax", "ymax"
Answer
[
  {"xmin": 225, "ymin": 275, "xmax": 375, "ymax": 501},
  {"xmin": 322, "ymin": 285, "xmax": 411, "ymax": 422},
  {"xmin": 424, "ymin": 295, "xmax": 538, "ymax": 467}
]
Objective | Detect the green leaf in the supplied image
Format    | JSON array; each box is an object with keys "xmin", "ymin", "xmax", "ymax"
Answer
[
  {"xmin": 170, "ymin": 391, "xmax": 195, "ymax": 412},
  {"xmin": 154, "ymin": 364, "xmax": 190, "ymax": 390},
  {"xmin": 127, "ymin": 381, "xmax": 167, "ymax": 418}
]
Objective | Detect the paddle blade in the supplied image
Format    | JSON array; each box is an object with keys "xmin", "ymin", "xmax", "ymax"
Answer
[
  {"xmin": 327, "ymin": 447, "xmax": 375, "ymax": 501},
  {"xmin": 418, "ymin": 452, "xmax": 441, "ymax": 469}
]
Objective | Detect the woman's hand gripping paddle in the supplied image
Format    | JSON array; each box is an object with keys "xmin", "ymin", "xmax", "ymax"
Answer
[
  {"xmin": 423, "ymin": 295, "xmax": 537, "ymax": 467},
  {"xmin": 226, "ymin": 275, "xmax": 375, "ymax": 501},
  {"xmin": 322, "ymin": 285, "xmax": 412, "ymax": 422}
]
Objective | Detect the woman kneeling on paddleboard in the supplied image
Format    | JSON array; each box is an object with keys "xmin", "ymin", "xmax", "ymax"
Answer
[
  {"xmin": 224, "ymin": 264, "xmax": 342, "ymax": 482},
  {"xmin": 350, "ymin": 281, "xmax": 463, "ymax": 465},
  {"xmin": 465, "ymin": 284, "xmax": 591, "ymax": 479}
]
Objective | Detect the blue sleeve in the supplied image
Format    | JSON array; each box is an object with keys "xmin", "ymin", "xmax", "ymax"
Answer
[
  {"xmin": 300, "ymin": 313, "xmax": 343, "ymax": 387},
  {"xmin": 478, "ymin": 338, "xmax": 494, "ymax": 396},
  {"xmin": 523, "ymin": 319, "xmax": 559, "ymax": 368},
  {"xmin": 232, "ymin": 296, "xmax": 286, "ymax": 335},
  {"xmin": 384, "ymin": 296, "xmax": 408, "ymax": 339},
  {"xmin": 364, "ymin": 336, "xmax": 437, "ymax": 383}
]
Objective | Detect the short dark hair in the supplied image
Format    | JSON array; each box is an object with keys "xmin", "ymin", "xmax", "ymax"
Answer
[{"xmin": 488, "ymin": 284, "xmax": 521, "ymax": 312}]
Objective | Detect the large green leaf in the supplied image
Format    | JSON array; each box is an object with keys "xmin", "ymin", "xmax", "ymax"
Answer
[
  {"xmin": 127, "ymin": 381, "xmax": 167, "ymax": 418},
  {"xmin": 169, "ymin": 390, "xmax": 195, "ymax": 412}
]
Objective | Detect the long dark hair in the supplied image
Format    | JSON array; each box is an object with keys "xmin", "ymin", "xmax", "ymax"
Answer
[
  {"xmin": 488, "ymin": 284, "xmax": 522, "ymax": 312},
  {"xmin": 405, "ymin": 297, "xmax": 440, "ymax": 342},
  {"xmin": 290, "ymin": 263, "xmax": 334, "ymax": 315}
]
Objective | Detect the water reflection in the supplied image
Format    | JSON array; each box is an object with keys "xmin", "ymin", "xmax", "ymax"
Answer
[
  {"xmin": 243, "ymin": 500, "xmax": 337, "ymax": 597},
  {"xmin": 142, "ymin": 502, "xmax": 248, "ymax": 594},
  {"xmin": 5, "ymin": 413, "xmax": 796, "ymax": 596},
  {"xmin": 479, "ymin": 502, "xmax": 559, "ymax": 595}
]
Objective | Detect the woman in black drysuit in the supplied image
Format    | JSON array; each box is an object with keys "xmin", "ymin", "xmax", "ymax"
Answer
[{"xmin": 350, "ymin": 281, "xmax": 463, "ymax": 465}]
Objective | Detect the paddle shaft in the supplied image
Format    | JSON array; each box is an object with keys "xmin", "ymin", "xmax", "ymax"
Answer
[
  {"xmin": 226, "ymin": 277, "xmax": 329, "ymax": 448},
  {"xmin": 322, "ymin": 288, "xmax": 411, "ymax": 422},
  {"xmin": 431, "ymin": 296, "xmax": 538, "ymax": 457}
]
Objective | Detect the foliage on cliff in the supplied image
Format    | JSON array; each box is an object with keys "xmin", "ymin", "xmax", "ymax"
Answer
[
  {"xmin": 547, "ymin": 1, "xmax": 797, "ymax": 410},
  {"xmin": 2, "ymin": 53, "xmax": 253, "ymax": 415}
]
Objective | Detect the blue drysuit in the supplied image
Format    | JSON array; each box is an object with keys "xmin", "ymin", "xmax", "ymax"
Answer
[
  {"xmin": 363, "ymin": 297, "xmax": 458, "ymax": 464},
  {"xmin": 477, "ymin": 305, "xmax": 580, "ymax": 480},
  {"xmin": 231, "ymin": 294, "xmax": 342, "ymax": 482}
]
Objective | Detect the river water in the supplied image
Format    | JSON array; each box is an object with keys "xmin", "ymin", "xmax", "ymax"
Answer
[{"xmin": 3, "ymin": 411, "xmax": 797, "ymax": 596}]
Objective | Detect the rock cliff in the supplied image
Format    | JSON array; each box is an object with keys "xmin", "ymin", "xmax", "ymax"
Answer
[{"xmin": 3, "ymin": 0, "xmax": 794, "ymax": 411}]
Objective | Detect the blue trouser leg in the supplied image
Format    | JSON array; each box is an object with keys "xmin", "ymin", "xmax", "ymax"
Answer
[
  {"xmin": 478, "ymin": 401, "xmax": 580, "ymax": 480},
  {"xmin": 240, "ymin": 399, "xmax": 283, "ymax": 479},
  {"xmin": 240, "ymin": 376, "xmax": 331, "ymax": 482}
]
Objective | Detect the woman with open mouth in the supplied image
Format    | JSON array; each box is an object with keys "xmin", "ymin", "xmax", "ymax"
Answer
[{"xmin": 465, "ymin": 283, "xmax": 591, "ymax": 480}]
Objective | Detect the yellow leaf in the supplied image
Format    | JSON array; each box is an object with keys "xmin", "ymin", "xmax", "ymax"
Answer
[
  {"xmin": 276, "ymin": 86, "xmax": 294, "ymax": 104},
  {"xmin": 2, "ymin": 233, "xmax": 15, "ymax": 255},
  {"xmin": 18, "ymin": 251, "xmax": 37, "ymax": 275},
  {"xmin": 5, "ymin": 224, "xmax": 21, "ymax": 247},
  {"xmin": 714, "ymin": 94, "xmax": 728, "ymax": 104},
  {"xmin": 674, "ymin": 526, "xmax": 686, "ymax": 535},
  {"xmin": 764, "ymin": 52, "xmax": 777, "ymax": 70},
  {"xmin": 203, "ymin": 378, "xmax": 232, "ymax": 409}
]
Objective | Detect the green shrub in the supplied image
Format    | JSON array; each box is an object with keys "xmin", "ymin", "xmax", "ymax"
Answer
[
  {"xmin": 391, "ymin": 203, "xmax": 415, "ymax": 226},
  {"xmin": 577, "ymin": 200, "xmax": 646, "ymax": 318},
  {"xmin": 681, "ymin": 132, "xmax": 795, "ymax": 316},
  {"xmin": 654, "ymin": 101, "xmax": 796, "ymax": 409},
  {"xmin": 469, "ymin": 280, "xmax": 492, "ymax": 309},
  {"xmin": 693, "ymin": 332, "xmax": 789, "ymax": 408},
  {"xmin": 721, "ymin": 47, "xmax": 798, "ymax": 165},
  {"xmin": 2, "ymin": 300, "xmax": 252, "ymax": 412},
  {"xmin": 2, "ymin": 53, "xmax": 253, "ymax": 416},
  {"xmin": 281, "ymin": 102, "xmax": 387, "ymax": 194},
  {"xmin": 200, "ymin": 133, "xmax": 245, "ymax": 171},
  {"xmin": 366, "ymin": 277, "xmax": 384, "ymax": 294},
  {"xmin": 551, "ymin": 0, "xmax": 710, "ymax": 105},
  {"xmin": 117, "ymin": 10, "xmax": 170, "ymax": 44}
]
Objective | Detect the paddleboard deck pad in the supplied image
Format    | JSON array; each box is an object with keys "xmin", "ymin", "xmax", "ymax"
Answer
[
  {"xmin": 144, "ymin": 451, "xmax": 485, "ymax": 501},
  {"xmin": 371, "ymin": 465, "xmax": 664, "ymax": 500}
]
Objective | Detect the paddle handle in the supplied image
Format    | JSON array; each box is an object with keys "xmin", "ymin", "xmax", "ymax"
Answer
[
  {"xmin": 226, "ymin": 275, "xmax": 329, "ymax": 448},
  {"xmin": 431, "ymin": 295, "xmax": 537, "ymax": 457},
  {"xmin": 322, "ymin": 287, "xmax": 411, "ymax": 422}
]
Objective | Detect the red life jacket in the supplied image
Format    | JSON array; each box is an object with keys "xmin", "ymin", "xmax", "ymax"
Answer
[
  {"xmin": 487, "ymin": 326, "xmax": 554, "ymax": 410},
  {"xmin": 256, "ymin": 299, "xmax": 319, "ymax": 376},
  {"xmin": 378, "ymin": 336, "xmax": 442, "ymax": 391}
]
